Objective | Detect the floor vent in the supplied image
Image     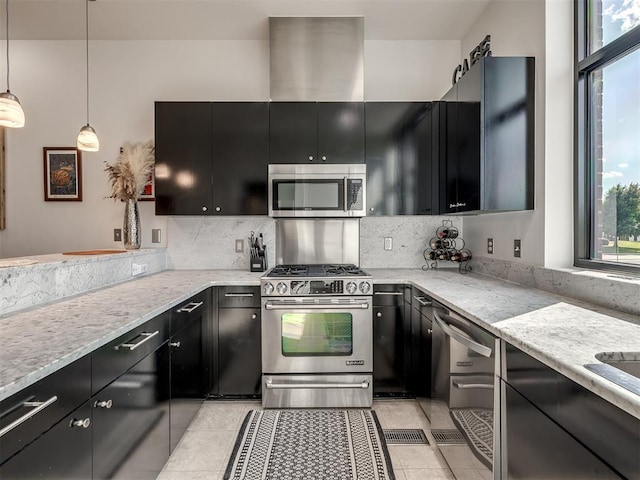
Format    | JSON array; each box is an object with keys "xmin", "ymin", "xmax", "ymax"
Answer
[
  {"xmin": 431, "ymin": 429, "xmax": 466, "ymax": 445},
  {"xmin": 383, "ymin": 429, "xmax": 429, "ymax": 445}
]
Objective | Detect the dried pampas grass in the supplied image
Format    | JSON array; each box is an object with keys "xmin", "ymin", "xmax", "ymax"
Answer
[{"xmin": 105, "ymin": 140, "xmax": 155, "ymax": 200}]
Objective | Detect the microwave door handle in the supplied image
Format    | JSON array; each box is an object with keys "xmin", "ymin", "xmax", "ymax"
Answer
[
  {"xmin": 344, "ymin": 177, "xmax": 348, "ymax": 211},
  {"xmin": 433, "ymin": 311, "xmax": 492, "ymax": 357}
]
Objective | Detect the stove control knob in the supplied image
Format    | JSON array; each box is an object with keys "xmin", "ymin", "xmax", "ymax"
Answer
[
  {"xmin": 276, "ymin": 282, "xmax": 288, "ymax": 295},
  {"xmin": 263, "ymin": 282, "xmax": 274, "ymax": 295},
  {"xmin": 346, "ymin": 281, "xmax": 358, "ymax": 295},
  {"xmin": 359, "ymin": 281, "xmax": 371, "ymax": 294}
]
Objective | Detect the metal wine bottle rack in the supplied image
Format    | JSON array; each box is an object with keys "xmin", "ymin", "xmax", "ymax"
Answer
[{"xmin": 422, "ymin": 220, "xmax": 472, "ymax": 273}]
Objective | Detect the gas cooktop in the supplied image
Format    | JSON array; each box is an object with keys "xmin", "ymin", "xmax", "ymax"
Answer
[
  {"xmin": 265, "ymin": 264, "xmax": 370, "ymax": 278},
  {"xmin": 261, "ymin": 264, "xmax": 371, "ymax": 296}
]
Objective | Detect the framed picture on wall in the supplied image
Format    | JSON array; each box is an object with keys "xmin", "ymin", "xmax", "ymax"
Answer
[
  {"xmin": 138, "ymin": 171, "xmax": 155, "ymax": 201},
  {"xmin": 43, "ymin": 147, "xmax": 82, "ymax": 201}
]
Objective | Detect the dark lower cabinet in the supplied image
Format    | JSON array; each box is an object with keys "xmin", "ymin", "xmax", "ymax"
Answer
[
  {"xmin": 505, "ymin": 382, "xmax": 620, "ymax": 479},
  {"xmin": 170, "ymin": 310, "xmax": 206, "ymax": 451},
  {"xmin": 372, "ymin": 285, "xmax": 411, "ymax": 395},
  {"xmin": 410, "ymin": 302, "xmax": 432, "ymax": 397},
  {"xmin": 217, "ymin": 307, "xmax": 262, "ymax": 396},
  {"xmin": 0, "ymin": 401, "xmax": 93, "ymax": 480},
  {"xmin": 92, "ymin": 343, "xmax": 170, "ymax": 480}
]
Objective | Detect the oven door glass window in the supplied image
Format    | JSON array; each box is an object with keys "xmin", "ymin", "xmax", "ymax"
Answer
[
  {"xmin": 273, "ymin": 179, "xmax": 344, "ymax": 211},
  {"xmin": 281, "ymin": 313, "xmax": 353, "ymax": 356}
]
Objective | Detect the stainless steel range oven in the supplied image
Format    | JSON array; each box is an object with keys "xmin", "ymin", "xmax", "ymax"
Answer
[{"xmin": 261, "ymin": 264, "xmax": 373, "ymax": 408}]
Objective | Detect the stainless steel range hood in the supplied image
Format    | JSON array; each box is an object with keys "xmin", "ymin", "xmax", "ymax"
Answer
[{"xmin": 269, "ymin": 17, "xmax": 364, "ymax": 101}]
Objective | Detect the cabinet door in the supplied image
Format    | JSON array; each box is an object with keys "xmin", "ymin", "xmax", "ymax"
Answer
[
  {"xmin": 155, "ymin": 102, "xmax": 213, "ymax": 215},
  {"xmin": 170, "ymin": 316, "xmax": 204, "ymax": 451},
  {"xmin": 269, "ymin": 102, "xmax": 317, "ymax": 164},
  {"xmin": 442, "ymin": 86, "xmax": 460, "ymax": 213},
  {"xmin": 455, "ymin": 65, "xmax": 481, "ymax": 212},
  {"xmin": 317, "ymin": 102, "xmax": 364, "ymax": 164},
  {"xmin": 365, "ymin": 102, "xmax": 426, "ymax": 215},
  {"xmin": 411, "ymin": 306, "xmax": 432, "ymax": 397},
  {"xmin": 505, "ymin": 382, "xmax": 620, "ymax": 479},
  {"xmin": 217, "ymin": 308, "xmax": 262, "ymax": 396},
  {"xmin": 93, "ymin": 343, "xmax": 170, "ymax": 480},
  {"xmin": 0, "ymin": 402, "xmax": 92, "ymax": 480},
  {"xmin": 211, "ymin": 102, "xmax": 269, "ymax": 215},
  {"xmin": 373, "ymin": 305, "xmax": 408, "ymax": 395}
]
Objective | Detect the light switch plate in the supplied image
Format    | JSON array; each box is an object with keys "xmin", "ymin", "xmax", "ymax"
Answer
[
  {"xmin": 235, "ymin": 239, "xmax": 244, "ymax": 253},
  {"xmin": 152, "ymin": 229, "xmax": 162, "ymax": 243},
  {"xmin": 114, "ymin": 229, "xmax": 122, "ymax": 242},
  {"xmin": 384, "ymin": 237, "xmax": 393, "ymax": 251},
  {"xmin": 514, "ymin": 239, "xmax": 522, "ymax": 258},
  {"xmin": 487, "ymin": 238, "xmax": 493, "ymax": 254}
]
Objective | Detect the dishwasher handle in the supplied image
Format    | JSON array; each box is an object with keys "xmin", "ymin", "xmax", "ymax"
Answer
[{"xmin": 433, "ymin": 311, "xmax": 492, "ymax": 358}]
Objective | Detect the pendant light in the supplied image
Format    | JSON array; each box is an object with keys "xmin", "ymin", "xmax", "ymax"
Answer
[
  {"xmin": 77, "ymin": 0, "xmax": 98, "ymax": 151},
  {"xmin": 0, "ymin": 0, "xmax": 25, "ymax": 128}
]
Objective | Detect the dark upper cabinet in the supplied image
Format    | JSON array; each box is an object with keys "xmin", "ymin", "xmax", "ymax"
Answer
[
  {"xmin": 365, "ymin": 102, "xmax": 444, "ymax": 215},
  {"xmin": 155, "ymin": 102, "xmax": 213, "ymax": 215},
  {"xmin": 441, "ymin": 56, "xmax": 535, "ymax": 214},
  {"xmin": 155, "ymin": 102, "xmax": 269, "ymax": 215},
  {"xmin": 211, "ymin": 102, "xmax": 269, "ymax": 215},
  {"xmin": 270, "ymin": 102, "xmax": 364, "ymax": 164}
]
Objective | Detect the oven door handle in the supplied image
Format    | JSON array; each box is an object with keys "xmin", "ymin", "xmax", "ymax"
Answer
[
  {"xmin": 433, "ymin": 311, "xmax": 492, "ymax": 358},
  {"xmin": 265, "ymin": 380, "xmax": 370, "ymax": 390},
  {"xmin": 264, "ymin": 302, "xmax": 370, "ymax": 310}
]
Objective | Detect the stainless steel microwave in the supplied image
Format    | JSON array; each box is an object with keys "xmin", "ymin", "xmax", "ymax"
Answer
[{"xmin": 268, "ymin": 164, "xmax": 366, "ymax": 217}]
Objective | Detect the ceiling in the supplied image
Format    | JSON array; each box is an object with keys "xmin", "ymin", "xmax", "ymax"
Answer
[{"xmin": 7, "ymin": 0, "xmax": 493, "ymax": 41}]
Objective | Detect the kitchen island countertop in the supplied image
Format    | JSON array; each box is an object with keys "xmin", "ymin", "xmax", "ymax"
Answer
[{"xmin": 1, "ymin": 268, "xmax": 638, "ymax": 420}]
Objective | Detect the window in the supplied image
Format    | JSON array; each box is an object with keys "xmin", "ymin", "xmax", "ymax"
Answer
[{"xmin": 576, "ymin": 0, "xmax": 640, "ymax": 271}]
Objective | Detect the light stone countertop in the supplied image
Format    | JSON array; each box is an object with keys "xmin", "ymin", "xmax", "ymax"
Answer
[{"xmin": 1, "ymin": 268, "xmax": 639, "ymax": 421}]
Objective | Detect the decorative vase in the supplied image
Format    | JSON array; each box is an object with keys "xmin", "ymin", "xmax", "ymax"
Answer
[{"xmin": 123, "ymin": 198, "xmax": 141, "ymax": 250}]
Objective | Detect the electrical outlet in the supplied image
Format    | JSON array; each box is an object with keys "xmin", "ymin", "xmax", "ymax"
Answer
[
  {"xmin": 132, "ymin": 263, "xmax": 148, "ymax": 277},
  {"xmin": 114, "ymin": 229, "xmax": 122, "ymax": 242},
  {"xmin": 514, "ymin": 239, "xmax": 522, "ymax": 258},
  {"xmin": 235, "ymin": 239, "xmax": 244, "ymax": 253},
  {"xmin": 487, "ymin": 238, "xmax": 494, "ymax": 254},
  {"xmin": 384, "ymin": 237, "xmax": 393, "ymax": 251},
  {"xmin": 151, "ymin": 229, "xmax": 162, "ymax": 243}
]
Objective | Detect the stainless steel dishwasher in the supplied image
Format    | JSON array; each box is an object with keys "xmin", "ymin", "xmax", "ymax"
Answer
[{"xmin": 426, "ymin": 302, "xmax": 501, "ymax": 480}]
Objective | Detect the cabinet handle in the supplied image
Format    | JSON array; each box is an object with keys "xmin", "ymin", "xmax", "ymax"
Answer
[
  {"xmin": 215, "ymin": 206, "xmax": 221, "ymax": 212},
  {"xmin": 321, "ymin": 155, "xmax": 327, "ymax": 161},
  {"xmin": 374, "ymin": 291, "xmax": 403, "ymax": 296},
  {"xmin": 202, "ymin": 206, "xmax": 208, "ymax": 212},
  {"xmin": 116, "ymin": 330, "xmax": 159, "ymax": 351},
  {"xmin": 308, "ymin": 156, "xmax": 314, "ymax": 162},
  {"xmin": 413, "ymin": 296, "xmax": 433, "ymax": 306},
  {"xmin": 251, "ymin": 314, "xmax": 257, "ymax": 319},
  {"xmin": 94, "ymin": 399, "xmax": 112, "ymax": 409},
  {"xmin": 177, "ymin": 301, "xmax": 203, "ymax": 313},
  {"xmin": 370, "ymin": 207, "xmax": 375, "ymax": 212},
  {"xmin": 452, "ymin": 380, "xmax": 494, "ymax": 390},
  {"xmin": 376, "ymin": 312, "xmax": 382, "ymax": 318},
  {"xmin": 170, "ymin": 341, "xmax": 181, "ymax": 348},
  {"xmin": 70, "ymin": 418, "xmax": 91, "ymax": 429},
  {"xmin": 224, "ymin": 293, "xmax": 254, "ymax": 298},
  {"xmin": 428, "ymin": 329, "xmax": 433, "ymax": 334},
  {"xmin": 0, "ymin": 396, "xmax": 58, "ymax": 438}
]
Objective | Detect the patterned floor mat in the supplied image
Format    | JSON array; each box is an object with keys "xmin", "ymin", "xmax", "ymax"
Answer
[{"xmin": 224, "ymin": 409, "xmax": 395, "ymax": 480}]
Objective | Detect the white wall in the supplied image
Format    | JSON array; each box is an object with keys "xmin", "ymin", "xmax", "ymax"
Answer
[
  {"xmin": 460, "ymin": 0, "xmax": 574, "ymax": 268},
  {"xmin": 0, "ymin": 38, "xmax": 460, "ymax": 259}
]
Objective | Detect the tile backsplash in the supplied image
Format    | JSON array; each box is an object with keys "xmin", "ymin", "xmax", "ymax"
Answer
[{"xmin": 167, "ymin": 216, "xmax": 462, "ymax": 270}]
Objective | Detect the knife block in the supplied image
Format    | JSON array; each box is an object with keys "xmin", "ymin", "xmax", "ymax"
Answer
[{"xmin": 250, "ymin": 250, "xmax": 267, "ymax": 272}]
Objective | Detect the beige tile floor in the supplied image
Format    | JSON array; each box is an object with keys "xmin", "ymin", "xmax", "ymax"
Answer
[{"xmin": 157, "ymin": 399, "xmax": 486, "ymax": 480}]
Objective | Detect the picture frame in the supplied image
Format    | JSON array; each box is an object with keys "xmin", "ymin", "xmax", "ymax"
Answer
[
  {"xmin": 43, "ymin": 147, "xmax": 82, "ymax": 201},
  {"xmin": 138, "ymin": 171, "xmax": 155, "ymax": 201}
]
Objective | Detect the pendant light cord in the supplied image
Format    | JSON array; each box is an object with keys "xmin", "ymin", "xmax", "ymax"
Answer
[
  {"xmin": 5, "ymin": 0, "xmax": 10, "ymax": 92},
  {"xmin": 85, "ymin": 0, "xmax": 90, "ymax": 124}
]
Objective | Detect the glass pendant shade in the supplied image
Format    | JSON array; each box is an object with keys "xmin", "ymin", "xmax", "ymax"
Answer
[
  {"xmin": 0, "ymin": 91, "xmax": 25, "ymax": 128},
  {"xmin": 77, "ymin": 124, "xmax": 99, "ymax": 152}
]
